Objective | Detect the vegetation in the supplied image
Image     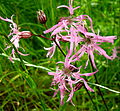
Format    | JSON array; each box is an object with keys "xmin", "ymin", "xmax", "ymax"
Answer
[{"xmin": 0, "ymin": 0, "xmax": 119, "ymax": 110}]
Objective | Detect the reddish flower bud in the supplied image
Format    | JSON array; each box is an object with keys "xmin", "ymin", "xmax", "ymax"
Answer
[
  {"xmin": 74, "ymin": 82, "xmax": 84, "ymax": 92},
  {"xmin": 37, "ymin": 10, "xmax": 47, "ymax": 24},
  {"xmin": 19, "ymin": 31, "xmax": 32, "ymax": 39}
]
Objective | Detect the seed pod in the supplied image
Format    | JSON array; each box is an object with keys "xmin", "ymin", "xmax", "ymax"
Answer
[
  {"xmin": 37, "ymin": 10, "xmax": 47, "ymax": 24},
  {"xmin": 19, "ymin": 31, "xmax": 32, "ymax": 39}
]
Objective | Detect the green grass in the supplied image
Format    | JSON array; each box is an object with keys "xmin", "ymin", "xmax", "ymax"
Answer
[{"xmin": 0, "ymin": 0, "xmax": 120, "ymax": 111}]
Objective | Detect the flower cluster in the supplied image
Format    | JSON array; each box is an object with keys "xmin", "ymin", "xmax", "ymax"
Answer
[
  {"xmin": 44, "ymin": 0, "xmax": 117, "ymax": 105},
  {"xmin": 0, "ymin": 0, "xmax": 117, "ymax": 106},
  {"xmin": 0, "ymin": 15, "xmax": 32, "ymax": 62},
  {"xmin": 49, "ymin": 50, "xmax": 98, "ymax": 105}
]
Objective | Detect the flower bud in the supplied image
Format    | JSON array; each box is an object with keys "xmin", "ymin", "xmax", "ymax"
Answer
[
  {"xmin": 19, "ymin": 31, "xmax": 32, "ymax": 39},
  {"xmin": 37, "ymin": 10, "xmax": 47, "ymax": 24},
  {"xmin": 74, "ymin": 82, "xmax": 84, "ymax": 92}
]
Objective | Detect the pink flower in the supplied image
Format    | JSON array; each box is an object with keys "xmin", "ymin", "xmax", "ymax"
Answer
[
  {"xmin": 44, "ymin": 0, "xmax": 117, "ymax": 106},
  {"xmin": 43, "ymin": 9, "xmax": 95, "ymax": 59},
  {"xmin": 43, "ymin": 0, "xmax": 117, "ymax": 69},
  {"xmin": 48, "ymin": 52, "xmax": 97, "ymax": 105},
  {"xmin": 57, "ymin": 0, "xmax": 80, "ymax": 15},
  {"xmin": 69, "ymin": 31, "xmax": 117, "ymax": 69},
  {"xmin": 0, "ymin": 15, "xmax": 32, "ymax": 62},
  {"xmin": 44, "ymin": 35, "xmax": 60, "ymax": 58},
  {"xmin": 44, "ymin": 42, "xmax": 57, "ymax": 58},
  {"xmin": 44, "ymin": 19, "xmax": 69, "ymax": 35}
]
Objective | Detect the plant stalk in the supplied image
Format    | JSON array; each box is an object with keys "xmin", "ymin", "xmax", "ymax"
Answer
[
  {"xmin": 89, "ymin": 56, "xmax": 109, "ymax": 111},
  {"xmin": 83, "ymin": 85, "xmax": 98, "ymax": 111}
]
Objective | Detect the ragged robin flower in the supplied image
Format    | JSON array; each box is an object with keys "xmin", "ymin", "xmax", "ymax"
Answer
[
  {"xmin": 44, "ymin": 0, "xmax": 117, "ymax": 105},
  {"xmin": 43, "ymin": 0, "xmax": 117, "ymax": 69},
  {"xmin": 0, "ymin": 15, "xmax": 32, "ymax": 62},
  {"xmin": 48, "ymin": 51, "xmax": 98, "ymax": 105}
]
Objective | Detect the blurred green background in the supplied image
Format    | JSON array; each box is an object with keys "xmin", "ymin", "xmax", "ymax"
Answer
[{"xmin": 0, "ymin": 0, "xmax": 120, "ymax": 111}]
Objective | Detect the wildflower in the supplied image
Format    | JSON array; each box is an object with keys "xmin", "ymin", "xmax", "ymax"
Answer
[
  {"xmin": 44, "ymin": 19, "xmax": 69, "ymax": 35},
  {"xmin": 37, "ymin": 10, "xmax": 47, "ymax": 24},
  {"xmin": 57, "ymin": 0, "xmax": 80, "ymax": 15},
  {"xmin": 44, "ymin": 0, "xmax": 117, "ymax": 69},
  {"xmin": 43, "ymin": 7, "xmax": 94, "ymax": 58},
  {"xmin": 44, "ymin": 0, "xmax": 117, "ymax": 106},
  {"xmin": 44, "ymin": 35, "xmax": 60, "ymax": 58},
  {"xmin": 69, "ymin": 32, "xmax": 117, "ymax": 69},
  {"xmin": 0, "ymin": 15, "xmax": 32, "ymax": 62},
  {"xmin": 48, "ymin": 51, "xmax": 98, "ymax": 105}
]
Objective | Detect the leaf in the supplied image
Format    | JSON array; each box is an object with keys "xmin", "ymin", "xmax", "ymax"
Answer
[
  {"xmin": 88, "ymin": 82, "xmax": 120, "ymax": 94},
  {"xmin": 0, "ymin": 53, "xmax": 52, "ymax": 72}
]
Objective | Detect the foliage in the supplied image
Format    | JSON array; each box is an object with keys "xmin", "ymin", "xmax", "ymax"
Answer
[{"xmin": 0, "ymin": 0, "xmax": 120, "ymax": 110}]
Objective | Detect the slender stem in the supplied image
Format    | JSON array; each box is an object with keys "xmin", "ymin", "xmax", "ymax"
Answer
[
  {"xmin": 43, "ymin": 23, "xmax": 66, "ymax": 57},
  {"xmin": 52, "ymin": 36, "xmax": 66, "ymax": 57},
  {"xmin": 89, "ymin": 56, "xmax": 109, "ymax": 111},
  {"xmin": 43, "ymin": 24, "xmax": 48, "ymax": 30},
  {"xmin": 83, "ymin": 85, "xmax": 98, "ymax": 111},
  {"xmin": 33, "ymin": 34, "xmax": 53, "ymax": 41}
]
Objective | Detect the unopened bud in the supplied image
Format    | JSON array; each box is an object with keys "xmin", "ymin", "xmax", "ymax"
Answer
[
  {"xmin": 74, "ymin": 82, "xmax": 84, "ymax": 92},
  {"xmin": 19, "ymin": 31, "xmax": 32, "ymax": 39},
  {"xmin": 37, "ymin": 10, "xmax": 47, "ymax": 24}
]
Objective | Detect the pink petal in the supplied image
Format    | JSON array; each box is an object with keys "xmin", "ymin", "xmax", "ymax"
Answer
[
  {"xmin": 89, "ymin": 50, "xmax": 97, "ymax": 69},
  {"xmin": 48, "ymin": 72, "xmax": 56, "ymax": 75},
  {"xmin": 57, "ymin": 5, "xmax": 69, "ymax": 9},
  {"xmin": 73, "ymin": 6, "xmax": 80, "ymax": 11},
  {"xmin": 79, "ymin": 70, "xmax": 98, "ymax": 76},
  {"xmin": 44, "ymin": 42, "xmax": 56, "ymax": 58},
  {"xmin": 92, "ymin": 36, "xmax": 116, "ymax": 43},
  {"xmin": 71, "ymin": 46, "xmax": 86, "ymax": 62},
  {"xmin": 43, "ymin": 22, "xmax": 63, "ymax": 34},
  {"xmin": 9, "ymin": 57, "xmax": 14, "ymax": 62},
  {"xmin": 51, "ymin": 26, "xmax": 64, "ymax": 36},
  {"xmin": 94, "ymin": 45, "xmax": 112, "ymax": 60},
  {"xmin": 84, "ymin": 59, "xmax": 89, "ymax": 69},
  {"xmin": 17, "ymin": 50, "xmax": 29, "ymax": 56},
  {"xmin": 59, "ymin": 85, "xmax": 65, "ymax": 105},
  {"xmin": 81, "ymin": 78, "xmax": 94, "ymax": 92},
  {"xmin": 111, "ymin": 48, "xmax": 117, "ymax": 59}
]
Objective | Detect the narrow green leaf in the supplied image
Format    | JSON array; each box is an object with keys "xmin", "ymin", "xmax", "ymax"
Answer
[{"xmin": 22, "ymin": 72, "xmax": 36, "ymax": 89}]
